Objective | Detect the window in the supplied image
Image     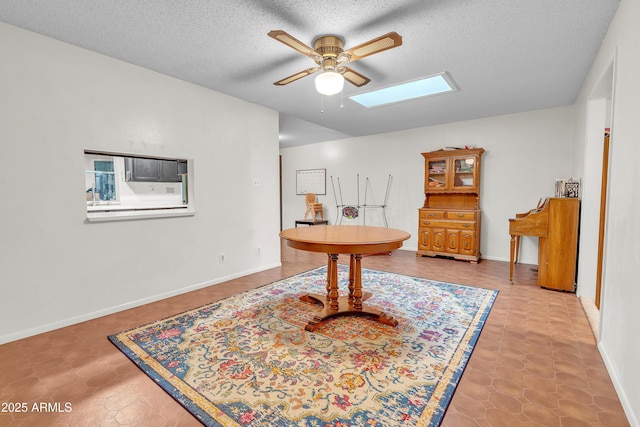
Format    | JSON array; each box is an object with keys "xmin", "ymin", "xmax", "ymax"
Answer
[{"xmin": 86, "ymin": 159, "xmax": 117, "ymax": 204}]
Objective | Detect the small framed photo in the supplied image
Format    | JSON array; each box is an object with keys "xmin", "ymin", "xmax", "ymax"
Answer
[{"xmin": 555, "ymin": 178, "xmax": 581, "ymax": 198}]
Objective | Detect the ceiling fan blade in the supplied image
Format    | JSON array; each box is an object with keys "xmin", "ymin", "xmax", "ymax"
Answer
[
  {"xmin": 342, "ymin": 32, "xmax": 402, "ymax": 62},
  {"xmin": 268, "ymin": 30, "xmax": 320, "ymax": 60},
  {"xmin": 342, "ymin": 67, "xmax": 371, "ymax": 87},
  {"xmin": 273, "ymin": 67, "xmax": 319, "ymax": 86}
]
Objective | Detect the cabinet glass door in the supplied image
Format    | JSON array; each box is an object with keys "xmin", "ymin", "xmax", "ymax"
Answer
[
  {"xmin": 427, "ymin": 159, "xmax": 447, "ymax": 188},
  {"xmin": 453, "ymin": 157, "xmax": 475, "ymax": 188}
]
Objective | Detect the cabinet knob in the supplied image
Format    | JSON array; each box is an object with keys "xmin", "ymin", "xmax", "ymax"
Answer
[
  {"xmin": 423, "ymin": 221, "xmax": 430, "ymax": 225},
  {"xmin": 463, "ymin": 223, "xmax": 471, "ymax": 228},
  {"xmin": 428, "ymin": 213, "xmax": 436, "ymax": 217},
  {"xmin": 457, "ymin": 213, "xmax": 464, "ymax": 218}
]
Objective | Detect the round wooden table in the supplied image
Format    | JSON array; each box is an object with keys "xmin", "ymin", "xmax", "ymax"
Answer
[{"xmin": 279, "ymin": 225, "xmax": 411, "ymax": 331}]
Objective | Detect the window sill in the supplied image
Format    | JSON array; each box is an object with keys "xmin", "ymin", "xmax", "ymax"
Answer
[{"xmin": 86, "ymin": 206, "xmax": 195, "ymax": 222}]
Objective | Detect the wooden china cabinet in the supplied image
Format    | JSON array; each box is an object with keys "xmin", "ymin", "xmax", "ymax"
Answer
[{"xmin": 417, "ymin": 148, "xmax": 485, "ymax": 262}]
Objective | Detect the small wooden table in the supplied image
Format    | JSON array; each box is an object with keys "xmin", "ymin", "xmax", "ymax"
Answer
[
  {"xmin": 294, "ymin": 219, "xmax": 328, "ymax": 227},
  {"xmin": 279, "ymin": 225, "xmax": 411, "ymax": 331}
]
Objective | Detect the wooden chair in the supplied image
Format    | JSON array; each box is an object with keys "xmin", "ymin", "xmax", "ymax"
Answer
[{"xmin": 304, "ymin": 193, "xmax": 324, "ymax": 221}]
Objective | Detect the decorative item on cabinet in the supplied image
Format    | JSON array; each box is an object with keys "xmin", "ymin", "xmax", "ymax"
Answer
[
  {"xmin": 555, "ymin": 178, "xmax": 581, "ymax": 198},
  {"xmin": 417, "ymin": 148, "xmax": 485, "ymax": 263}
]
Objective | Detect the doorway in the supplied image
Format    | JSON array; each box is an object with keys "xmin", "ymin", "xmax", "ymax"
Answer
[{"xmin": 576, "ymin": 61, "xmax": 614, "ymax": 325}]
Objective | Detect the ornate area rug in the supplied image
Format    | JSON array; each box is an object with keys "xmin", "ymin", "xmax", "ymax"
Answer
[{"xmin": 109, "ymin": 266, "xmax": 498, "ymax": 426}]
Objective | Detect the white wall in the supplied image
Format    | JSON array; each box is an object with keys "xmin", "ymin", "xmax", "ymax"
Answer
[
  {"xmin": 0, "ymin": 23, "xmax": 281, "ymax": 343},
  {"xmin": 281, "ymin": 106, "xmax": 575, "ymax": 263},
  {"xmin": 572, "ymin": 0, "xmax": 640, "ymax": 424}
]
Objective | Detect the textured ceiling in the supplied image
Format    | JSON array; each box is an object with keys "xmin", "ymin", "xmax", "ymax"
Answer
[{"xmin": 0, "ymin": 0, "xmax": 620, "ymax": 148}]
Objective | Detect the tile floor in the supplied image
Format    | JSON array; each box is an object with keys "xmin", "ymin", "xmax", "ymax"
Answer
[{"xmin": 0, "ymin": 244, "xmax": 630, "ymax": 426}]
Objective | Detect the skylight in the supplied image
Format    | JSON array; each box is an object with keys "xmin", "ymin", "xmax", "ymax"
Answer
[{"xmin": 349, "ymin": 72, "xmax": 456, "ymax": 108}]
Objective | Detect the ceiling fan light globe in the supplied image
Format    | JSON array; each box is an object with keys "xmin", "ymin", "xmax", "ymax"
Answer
[{"xmin": 315, "ymin": 71, "xmax": 344, "ymax": 96}]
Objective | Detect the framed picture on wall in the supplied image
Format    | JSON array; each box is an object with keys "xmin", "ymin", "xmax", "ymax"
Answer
[{"xmin": 296, "ymin": 169, "xmax": 326, "ymax": 195}]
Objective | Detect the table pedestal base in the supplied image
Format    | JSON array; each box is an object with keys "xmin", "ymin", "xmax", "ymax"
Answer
[
  {"xmin": 299, "ymin": 253, "xmax": 398, "ymax": 332},
  {"xmin": 300, "ymin": 293, "xmax": 398, "ymax": 332}
]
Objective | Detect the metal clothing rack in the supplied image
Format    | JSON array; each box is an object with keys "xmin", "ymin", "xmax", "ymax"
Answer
[
  {"xmin": 363, "ymin": 175, "xmax": 392, "ymax": 227},
  {"xmin": 331, "ymin": 174, "xmax": 392, "ymax": 226}
]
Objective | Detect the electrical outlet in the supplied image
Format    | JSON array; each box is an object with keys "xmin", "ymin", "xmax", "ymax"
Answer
[
  {"xmin": 256, "ymin": 247, "xmax": 261, "ymax": 256},
  {"xmin": 253, "ymin": 178, "xmax": 261, "ymax": 187},
  {"xmin": 219, "ymin": 252, "xmax": 226, "ymax": 263}
]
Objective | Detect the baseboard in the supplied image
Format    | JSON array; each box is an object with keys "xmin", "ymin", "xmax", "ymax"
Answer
[
  {"xmin": 579, "ymin": 296, "xmax": 600, "ymax": 340},
  {"xmin": 405, "ymin": 249, "xmax": 531, "ymax": 264},
  {"xmin": 598, "ymin": 342, "xmax": 639, "ymax": 427},
  {"xmin": 0, "ymin": 262, "xmax": 282, "ymax": 345}
]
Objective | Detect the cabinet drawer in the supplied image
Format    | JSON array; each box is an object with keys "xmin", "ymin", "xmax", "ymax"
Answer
[
  {"xmin": 421, "ymin": 220, "xmax": 475, "ymax": 230},
  {"xmin": 420, "ymin": 210, "xmax": 445, "ymax": 220},
  {"xmin": 446, "ymin": 211, "xmax": 476, "ymax": 220},
  {"xmin": 447, "ymin": 221, "xmax": 475, "ymax": 230}
]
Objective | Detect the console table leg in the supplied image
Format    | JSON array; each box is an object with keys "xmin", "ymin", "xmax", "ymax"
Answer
[{"xmin": 509, "ymin": 235, "xmax": 515, "ymax": 283}]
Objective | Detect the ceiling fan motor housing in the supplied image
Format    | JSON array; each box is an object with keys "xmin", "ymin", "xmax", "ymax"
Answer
[{"xmin": 314, "ymin": 36, "xmax": 344, "ymax": 57}]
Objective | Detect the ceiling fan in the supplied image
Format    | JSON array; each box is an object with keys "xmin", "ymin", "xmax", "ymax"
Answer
[{"xmin": 268, "ymin": 30, "xmax": 402, "ymax": 95}]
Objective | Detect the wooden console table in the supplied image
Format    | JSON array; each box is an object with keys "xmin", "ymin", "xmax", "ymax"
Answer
[{"xmin": 279, "ymin": 225, "xmax": 410, "ymax": 331}]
